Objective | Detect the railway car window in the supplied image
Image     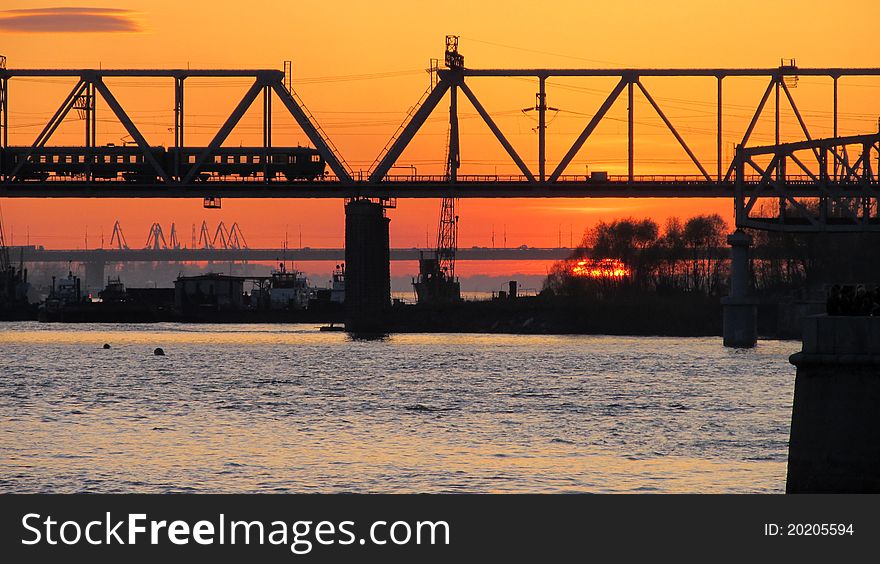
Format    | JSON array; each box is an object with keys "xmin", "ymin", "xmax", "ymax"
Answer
[
  {"xmin": 78, "ymin": 156, "xmax": 85, "ymax": 163},
  {"xmin": 311, "ymin": 154, "xmax": 321, "ymax": 163},
  {"xmin": 189, "ymin": 155, "xmax": 197, "ymax": 164},
  {"xmin": 214, "ymin": 155, "xmax": 222, "ymax": 164},
  {"xmin": 39, "ymin": 156, "xmax": 46, "ymax": 163}
]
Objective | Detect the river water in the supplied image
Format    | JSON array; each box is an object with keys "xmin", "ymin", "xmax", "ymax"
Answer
[{"xmin": 0, "ymin": 323, "xmax": 799, "ymax": 493}]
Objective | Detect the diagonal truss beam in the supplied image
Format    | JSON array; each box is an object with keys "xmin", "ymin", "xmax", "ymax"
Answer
[
  {"xmin": 369, "ymin": 80, "xmax": 451, "ymax": 183},
  {"xmin": 458, "ymin": 81, "xmax": 536, "ymax": 182},
  {"xmin": 780, "ymin": 81, "xmax": 821, "ymax": 164},
  {"xmin": 182, "ymin": 78, "xmax": 264, "ymax": 185},
  {"xmin": 270, "ymin": 81, "xmax": 352, "ymax": 182},
  {"xmin": 788, "ymin": 152, "xmax": 820, "ymax": 183},
  {"xmin": 7, "ymin": 79, "xmax": 86, "ymax": 181},
  {"xmin": 725, "ymin": 77, "xmax": 775, "ymax": 181},
  {"xmin": 550, "ymin": 78, "xmax": 627, "ymax": 182},
  {"xmin": 636, "ymin": 80, "xmax": 711, "ymax": 181},
  {"xmin": 92, "ymin": 77, "xmax": 170, "ymax": 183}
]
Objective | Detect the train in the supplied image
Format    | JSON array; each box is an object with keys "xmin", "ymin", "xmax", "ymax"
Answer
[{"xmin": 0, "ymin": 145, "xmax": 326, "ymax": 182}]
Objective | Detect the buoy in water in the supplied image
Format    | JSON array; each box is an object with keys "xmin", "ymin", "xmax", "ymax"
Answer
[
  {"xmin": 102, "ymin": 343, "xmax": 111, "ymax": 349},
  {"xmin": 154, "ymin": 347, "xmax": 165, "ymax": 356}
]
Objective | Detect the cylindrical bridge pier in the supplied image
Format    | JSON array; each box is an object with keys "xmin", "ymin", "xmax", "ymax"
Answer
[
  {"xmin": 344, "ymin": 199, "xmax": 391, "ymax": 333},
  {"xmin": 722, "ymin": 229, "xmax": 757, "ymax": 348}
]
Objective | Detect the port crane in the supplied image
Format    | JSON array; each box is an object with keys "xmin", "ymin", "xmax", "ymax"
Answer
[{"xmin": 414, "ymin": 37, "xmax": 463, "ymax": 304}]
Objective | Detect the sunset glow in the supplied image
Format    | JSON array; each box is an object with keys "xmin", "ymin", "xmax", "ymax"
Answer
[
  {"xmin": 1, "ymin": 1, "xmax": 879, "ymax": 256},
  {"xmin": 570, "ymin": 258, "xmax": 630, "ymax": 279}
]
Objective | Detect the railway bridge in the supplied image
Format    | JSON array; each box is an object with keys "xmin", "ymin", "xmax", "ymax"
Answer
[{"xmin": 2, "ymin": 38, "xmax": 879, "ymax": 343}]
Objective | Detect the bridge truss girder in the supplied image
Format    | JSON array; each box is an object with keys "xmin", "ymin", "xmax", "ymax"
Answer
[
  {"xmin": 0, "ymin": 69, "xmax": 353, "ymax": 184},
  {"xmin": 367, "ymin": 65, "xmax": 880, "ymax": 187},
  {"xmin": 734, "ymin": 132, "xmax": 880, "ymax": 232},
  {"xmin": 2, "ymin": 64, "xmax": 880, "ymax": 235}
]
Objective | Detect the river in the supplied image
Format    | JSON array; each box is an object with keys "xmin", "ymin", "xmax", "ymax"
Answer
[{"xmin": 0, "ymin": 323, "xmax": 799, "ymax": 493}]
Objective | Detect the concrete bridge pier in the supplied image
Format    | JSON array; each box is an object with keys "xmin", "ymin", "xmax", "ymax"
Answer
[
  {"xmin": 787, "ymin": 316, "xmax": 880, "ymax": 492},
  {"xmin": 722, "ymin": 229, "xmax": 757, "ymax": 348},
  {"xmin": 344, "ymin": 199, "xmax": 391, "ymax": 333}
]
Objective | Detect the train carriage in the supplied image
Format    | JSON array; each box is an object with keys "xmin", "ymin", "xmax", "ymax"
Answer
[
  {"xmin": 170, "ymin": 147, "xmax": 325, "ymax": 181},
  {"xmin": 1, "ymin": 145, "xmax": 325, "ymax": 183},
  {"xmin": 0, "ymin": 145, "xmax": 166, "ymax": 182}
]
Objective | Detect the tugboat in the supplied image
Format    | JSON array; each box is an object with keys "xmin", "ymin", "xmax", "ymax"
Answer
[
  {"xmin": 98, "ymin": 276, "xmax": 129, "ymax": 304},
  {"xmin": 319, "ymin": 264, "xmax": 346, "ymax": 331},
  {"xmin": 330, "ymin": 263, "xmax": 345, "ymax": 304},
  {"xmin": 268, "ymin": 263, "xmax": 313, "ymax": 310},
  {"xmin": 38, "ymin": 271, "xmax": 83, "ymax": 321}
]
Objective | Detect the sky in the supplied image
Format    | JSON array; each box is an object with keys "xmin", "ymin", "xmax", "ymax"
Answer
[{"xmin": 1, "ymin": 0, "xmax": 879, "ymax": 252}]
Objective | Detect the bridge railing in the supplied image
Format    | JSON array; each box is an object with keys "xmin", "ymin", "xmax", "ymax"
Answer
[{"xmin": 5, "ymin": 171, "xmax": 830, "ymax": 185}]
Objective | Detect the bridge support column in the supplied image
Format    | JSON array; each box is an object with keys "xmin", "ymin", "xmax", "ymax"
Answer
[
  {"xmin": 83, "ymin": 257, "xmax": 106, "ymax": 295},
  {"xmin": 722, "ymin": 229, "xmax": 757, "ymax": 348},
  {"xmin": 344, "ymin": 199, "xmax": 390, "ymax": 333},
  {"xmin": 787, "ymin": 316, "xmax": 880, "ymax": 492}
]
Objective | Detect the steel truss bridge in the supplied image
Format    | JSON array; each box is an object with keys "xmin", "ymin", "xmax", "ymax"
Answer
[{"xmin": 1, "ymin": 42, "xmax": 880, "ymax": 232}]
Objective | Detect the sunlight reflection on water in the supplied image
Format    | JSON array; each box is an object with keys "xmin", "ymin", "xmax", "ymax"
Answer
[{"xmin": 0, "ymin": 322, "xmax": 799, "ymax": 493}]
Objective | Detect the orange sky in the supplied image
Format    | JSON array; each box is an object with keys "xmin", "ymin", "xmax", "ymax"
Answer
[{"xmin": 1, "ymin": 0, "xmax": 879, "ymax": 251}]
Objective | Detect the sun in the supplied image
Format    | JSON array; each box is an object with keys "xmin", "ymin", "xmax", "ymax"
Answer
[{"xmin": 570, "ymin": 258, "xmax": 629, "ymax": 279}]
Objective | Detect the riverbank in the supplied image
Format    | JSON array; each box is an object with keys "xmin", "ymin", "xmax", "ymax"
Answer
[
  {"xmin": 389, "ymin": 294, "xmax": 723, "ymax": 336},
  {"xmin": 9, "ymin": 293, "xmax": 810, "ymax": 339}
]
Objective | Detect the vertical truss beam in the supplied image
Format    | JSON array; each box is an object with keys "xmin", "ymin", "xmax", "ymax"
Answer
[
  {"xmin": 447, "ymin": 84, "xmax": 460, "ymax": 182},
  {"xmin": 0, "ymin": 77, "xmax": 7, "ymax": 149},
  {"xmin": 833, "ymin": 76, "xmax": 839, "ymax": 180},
  {"xmin": 368, "ymin": 80, "xmax": 450, "ymax": 183},
  {"xmin": 92, "ymin": 77, "xmax": 171, "ymax": 183},
  {"xmin": 550, "ymin": 77, "xmax": 627, "ymax": 182},
  {"xmin": 774, "ymin": 77, "xmax": 780, "ymax": 146},
  {"xmin": 627, "ymin": 77, "xmax": 634, "ymax": 182},
  {"xmin": 270, "ymin": 80, "xmax": 353, "ymax": 182},
  {"xmin": 538, "ymin": 76, "xmax": 547, "ymax": 182},
  {"xmin": 263, "ymin": 85, "xmax": 272, "ymax": 149},
  {"xmin": 458, "ymin": 81, "xmax": 536, "ymax": 182},
  {"xmin": 716, "ymin": 76, "xmax": 723, "ymax": 182},
  {"xmin": 87, "ymin": 81, "xmax": 96, "ymax": 148},
  {"xmin": 174, "ymin": 77, "xmax": 184, "ymax": 177}
]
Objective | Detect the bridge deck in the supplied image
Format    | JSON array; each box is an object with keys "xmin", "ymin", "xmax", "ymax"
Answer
[{"xmin": 2, "ymin": 176, "xmax": 872, "ymax": 198}]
